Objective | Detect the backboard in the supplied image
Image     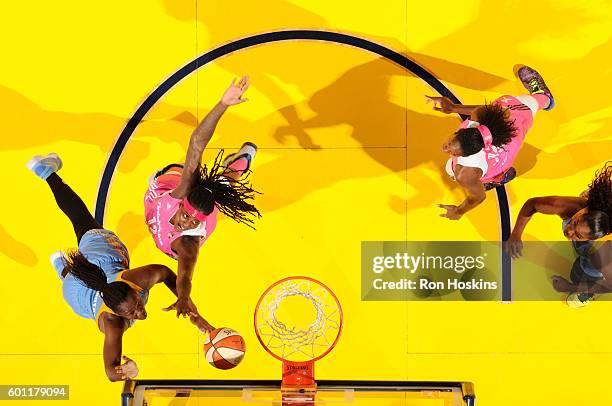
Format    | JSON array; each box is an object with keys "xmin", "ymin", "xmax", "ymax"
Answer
[{"xmin": 121, "ymin": 380, "xmax": 475, "ymax": 406}]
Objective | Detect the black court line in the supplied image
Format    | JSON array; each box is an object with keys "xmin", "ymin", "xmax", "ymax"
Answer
[
  {"xmin": 496, "ymin": 186, "xmax": 512, "ymax": 300},
  {"xmin": 94, "ymin": 29, "xmax": 512, "ymax": 301}
]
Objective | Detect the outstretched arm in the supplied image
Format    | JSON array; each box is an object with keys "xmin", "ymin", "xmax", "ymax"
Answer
[
  {"xmin": 505, "ymin": 196, "xmax": 584, "ymax": 258},
  {"xmin": 438, "ymin": 167, "xmax": 486, "ymax": 220},
  {"xmin": 425, "ymin": 96, "xmax": 484, "ymax": 118},
  {"xmin": 168, "ymin": 236, "xmax": 199, "ymax": 316},
  {"xmin": 155, "ymin": 265, "xmax": 215, "ymax": 333},
  {"xmin": 122, "ymin": 264, "xmax": 214, "ymax": 333},
  {"xmin": 172, "ymin": 77, "xmax": 250, "ymax": 199},
  {"xmin": 123, "ymin": 264, "xmax": 182, "ymax": 298}
]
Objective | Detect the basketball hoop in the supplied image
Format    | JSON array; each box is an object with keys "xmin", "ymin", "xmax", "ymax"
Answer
[{"xmin": 254, "ymin": 276, "xmax": 343, "ymax": 403}]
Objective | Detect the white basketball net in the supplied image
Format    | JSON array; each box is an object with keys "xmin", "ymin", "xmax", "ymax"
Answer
[{"xmin": 256, "ymin": 278, "xmax": 342, "ymax": 362}]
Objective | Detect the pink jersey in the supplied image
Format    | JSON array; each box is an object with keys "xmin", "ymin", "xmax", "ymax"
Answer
[
  {"xmin": 144, "ymin": 167, "xmax": 218, "ymax": 259},
  {"xmin": 450, "ymin": 95, "xmax": 534, "ymax": 183}
]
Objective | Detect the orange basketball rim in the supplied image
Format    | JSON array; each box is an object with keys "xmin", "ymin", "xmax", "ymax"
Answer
[{"xmin": 254, "ymin": 276, "xmax": 343, "ymax": 393}]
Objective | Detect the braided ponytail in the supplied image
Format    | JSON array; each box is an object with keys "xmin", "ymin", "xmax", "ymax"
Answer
[
  {"xmin": 64, "ymin": 251, "xmax": 132, "ymax": 313},
  {"xmin": 186, "ymin": 150, "xmax": 261, "ymax": 229}
]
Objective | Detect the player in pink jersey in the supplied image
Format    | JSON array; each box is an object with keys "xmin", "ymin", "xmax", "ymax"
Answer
[
  {"xmin": 144, "ymin": 76, "xmax": 261, "ymax": 317},
  {"xmin": 426, "ymin": 65, "xmax": 554, "ymax": 220}
]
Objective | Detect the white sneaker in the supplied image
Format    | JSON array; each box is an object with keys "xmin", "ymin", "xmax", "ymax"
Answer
[
  {"xmin": 27, "ymin": 153, "xmax": 63, "ymax": 180},
  {"xmin": 50, "ymin": 251, "xmax": 67, "ymax": 279}
]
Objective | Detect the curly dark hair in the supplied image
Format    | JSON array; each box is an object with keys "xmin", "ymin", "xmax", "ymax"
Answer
[
  {"xmin": 64, "ymin": 250, "xmax": 132, "ymax": 313},
  {"xmin": 455, "ymin": 128, "xmax": 484, "ymax": 156},
  {"xmin": 584, "ymin": 161, "xmax": 612, "ymax": 238},
  {"xmin": 455, "ymin": 103, "xmax": 518, "ymax": 156},
  {"xmin": 186, "ymin": 150, "xmax": 261, "ymax": 229}
]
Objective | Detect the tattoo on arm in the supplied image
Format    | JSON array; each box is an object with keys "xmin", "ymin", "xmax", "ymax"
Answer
[{"xmin": 172, "ymin": 102, "xmax": 229, "ymax": 199}]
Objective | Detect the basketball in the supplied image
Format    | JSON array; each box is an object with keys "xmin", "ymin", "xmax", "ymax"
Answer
[{"xmin": 203, "ymin": 327, "xmax": 246, "ymax": 370}]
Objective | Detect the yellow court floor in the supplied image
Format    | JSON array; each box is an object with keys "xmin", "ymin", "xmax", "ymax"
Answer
[{"xmin": 1, "ymin": 1, "xmax": 611, "ymax": 405}]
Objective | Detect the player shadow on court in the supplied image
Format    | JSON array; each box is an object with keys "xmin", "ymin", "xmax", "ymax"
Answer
[
  {"xmin": 514, "ymin": 140, "xmax": 612, "ymax": 180},
  {"xmin": 422, "ymin": 0, "xmax": 607, "ymax": 64},
  {"xmin": 135, "ymin": 55, "xmax": 503, "ymax": 240},
  {"xmin": 508, "ymin": 40, "xmax": 612, "ymax": 181},
  {"xmin": 0, "ymin": 85, "xmax": 197, "ymax": 174},
  {"xmin": 173, "ymin": 0, "xmax": 612, "ymax": 178},
  {"xmin": 146, "ymin": 57, "xmax": 458, "ymax": 201},
  {"xmin": 252, "ymin": 57, "xmax": 507, "ymax": 239},
  {"xmin": 162, "ymin": 0, "xmax": 507, "ymax": 90},
  {"xmin": 421, "ymin": 1, "xmax": 612, "ymax": 161},
  {"xmin": 114, "ymin": 211, "xmax": 151, "ymax": 257},
  {"xmin": 116, "ymin": 0, "xmax": 608, "ymax": 244},
  {"xmin": 158, "ymin": 0, "xmax": 529, "ymax": 240},
  {"xmin": 541, "ymin": 38, "xmax": 612, "ymax": 143},
  {"xmin": 0, "ymin": 225, "xmax": 39, "ymax": 267},
  {"xmin": 161, "ymin": 0, "xmax": 507, "ymax": 148}
]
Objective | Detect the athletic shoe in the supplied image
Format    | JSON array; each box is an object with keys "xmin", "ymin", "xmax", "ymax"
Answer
[
  {"xmin": 27, "ymin": 153, "xmax": 63, "ymax": 180},
  {"xmin": 566, "ymin": 292, "xmax": 593, "ymax": 308},
  {"xmin": 484, "ymin": 167, "xmax": 517, "ymax": 190},
  {"xmin": 222, "ymin": 142, "xmax": 257, "ymax": 172},
  {"xmin": 516, "ymin": 65, "xmax": 555, "ymax": 110},
  {"xmin": 50, "ymin": 251, "xmax": 67, "ymax": 279}
]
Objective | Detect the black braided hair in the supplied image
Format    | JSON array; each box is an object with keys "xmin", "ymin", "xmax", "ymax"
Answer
[
  {"xmin": 186, "ymin": 150, "xmax": 261, "ymax": 229},
  {"xmin": 455, "ymin": 103, "xmax": 518, "ymax": 156},
  {"xmin": 64, "ymin": 250, "xmax": 132, "ymax": 313},
  {"xmin": 584, "ymin": 161, "xmax": 612, "ymax": 238}
]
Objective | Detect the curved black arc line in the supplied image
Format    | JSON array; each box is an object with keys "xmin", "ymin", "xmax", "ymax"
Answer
[
  {"xmin": 94, "ymin": 30, "xmax": 464, "ymax": 223},
  {"xmin": 95, "ymin": 29, "xmax": 512, "ymax": 300}
]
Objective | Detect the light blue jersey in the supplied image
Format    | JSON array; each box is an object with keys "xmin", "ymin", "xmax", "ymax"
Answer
[{"xmin": 60, "ymin": 229, "xmax": 147, "ymax": 322}]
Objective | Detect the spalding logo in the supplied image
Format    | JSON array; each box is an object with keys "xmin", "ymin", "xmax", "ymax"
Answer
[{"xmin": 286, "ymin": 365, "xmax": 309, "ymax": 371}]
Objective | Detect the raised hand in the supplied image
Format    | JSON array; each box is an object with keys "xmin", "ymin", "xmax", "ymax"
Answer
[
  {"xmin": 221, "ymin": 76, "xmax": 250, "ymax": 106},
  {"xmin": 425, "ymin": 95, "xmax": 454, "ymax": 114},
  {"xmin": 273, "ymin": 125, "xmax": 322, "ymax": 150},
  {"xmin": 438, "ymin": 204, "xmax": 462, "ymax": 220}
]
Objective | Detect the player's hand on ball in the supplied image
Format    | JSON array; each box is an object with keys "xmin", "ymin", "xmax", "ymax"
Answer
[
  {"xmin": 221, "ymin": 76, "xmax": 250, "ymax": 106},
  {"xmin": 115, "ymin": 356, "xmax": 139, "ymax": 380},
  {"xmin": 438, "ymin": 204, "xmax": 462, "ymax": 220},
  {"xmin": 189, "ymin": 312, "xmax": 215, "ymax": 334}
]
